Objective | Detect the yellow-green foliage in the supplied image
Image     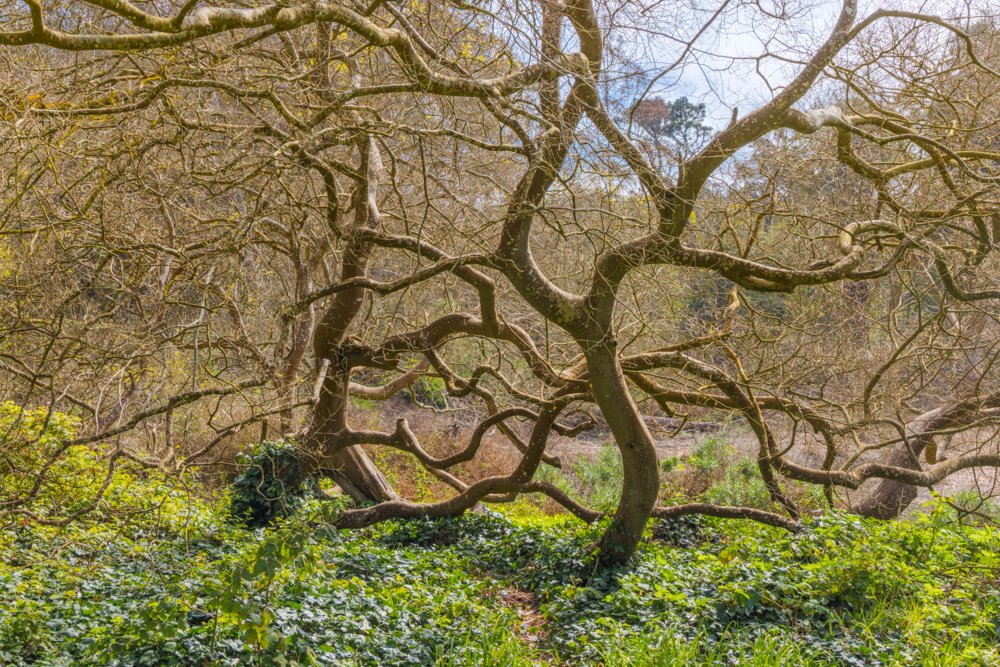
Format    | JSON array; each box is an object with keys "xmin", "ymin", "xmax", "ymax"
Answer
[
  {"xmin": 0, "ymin": 240, "xmax": 13, "ymax": 280},
  {"xmin": 0, "ymin": 402, "xmax": 216, "ymax": 533},
  {"xmin": 1, "ymin": 402, "xmax": 83, "ymax": 513}
]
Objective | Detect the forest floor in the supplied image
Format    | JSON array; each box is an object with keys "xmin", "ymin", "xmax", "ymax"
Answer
[
  {"xmin": 4, "ymin": 400, "xmax": 1000, "ymax": 666},
  {"xmin": 2, "ymin": 461, "xmax": 1000, "ymax": 666}
]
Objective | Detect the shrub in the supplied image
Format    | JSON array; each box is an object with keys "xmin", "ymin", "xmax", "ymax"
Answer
[
  {"xmin": 944, "ymin": 490, "xmax": 1000, "ymax": 525},
  {"xmin": 689, "ymin": 434, "xmax": 732, "ymax": 473},
  {"xmin": 0, "ymin": 402, "xmax": 214, "ymax": 531},
  {"xmin": 228, "ymin": 440, "xmax": 317, "ymax": 528},
  {"xmin": 0, "ymin": 402, "xmax": 83, "ymax": 515},
  {"xmin": 700, "ymin": 457, "xmax": 773, "ymax": 509},
  {"xmin": 409, "ymin": 376, "xmax": 449, "ymax": 409},
  {"xmin": 660, "ymin": 455, "xmax": 682, "ymax": 473},
  {"xmin": 572, "ymin": 444, "xmax": 624, "ymax": 512}
]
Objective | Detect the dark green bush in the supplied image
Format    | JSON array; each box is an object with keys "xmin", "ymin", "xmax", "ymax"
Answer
[
  {"xmin": 229, "ymin": 440, "xmax": 317, "ymax": 528},
  {"xmin": 409, "ymin": 376, "xmax": 449, "ymax": 409}
]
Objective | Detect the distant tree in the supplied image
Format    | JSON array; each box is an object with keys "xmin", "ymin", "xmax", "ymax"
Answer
[{"xmin": 632, "ymin": 96, "xmax": 712, "ymax": 157}]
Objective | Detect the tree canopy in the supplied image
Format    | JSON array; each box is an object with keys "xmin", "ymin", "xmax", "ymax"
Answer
[{"xmin": 1, "ymin": 0, "xmax": 998, "ymax": 566}]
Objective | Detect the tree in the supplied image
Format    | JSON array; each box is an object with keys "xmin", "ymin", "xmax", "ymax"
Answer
[
  {"xmin": 1, "ymin": 0, "xmax": 998, "ymax": 566},
  {"xmin": 631, "ymin": 96, "xmax": 712, "ymax": 158}
]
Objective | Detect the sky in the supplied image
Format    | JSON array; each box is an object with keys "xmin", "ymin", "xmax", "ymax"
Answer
[{"xmin": 629, "ymin": 0, "xmax": 991, "ymax": 125}]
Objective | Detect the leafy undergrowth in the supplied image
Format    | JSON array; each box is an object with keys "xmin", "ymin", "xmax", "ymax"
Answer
[{"xmin": 3, "ymin": 481, "xmax": 1000, "ymax": 667}]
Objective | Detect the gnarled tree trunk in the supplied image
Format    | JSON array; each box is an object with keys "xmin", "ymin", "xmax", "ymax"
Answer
[
  {"xmin": 854, "ymin": 402, "xmax": 964, "ymax": 519},
  {"xmin": 586, "ymin": 345, "xmax": 661, "ymax": 565},
  {"xmin": 302, "ymin": 134, "xmax": 398, "ymax": 503}
]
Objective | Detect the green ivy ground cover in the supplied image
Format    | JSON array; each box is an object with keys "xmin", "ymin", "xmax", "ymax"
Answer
[{"xmin": 2, "ymin": 489, "xmax": 999, "ymax": 666}]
